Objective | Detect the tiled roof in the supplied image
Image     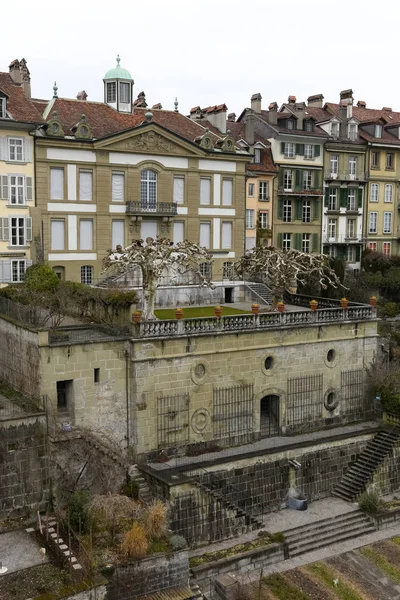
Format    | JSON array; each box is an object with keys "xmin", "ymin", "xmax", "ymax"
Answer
[
  {"xmin": 325, "ymin": 102, "xmax": 400, "ymax": 125},
  {"xmin": 247, "ymin": 147, "xmax": 277, "ymax": 173},
  {"xmin": 0, "ymin": 72, "xmax": 44, "ymax": 123},
  {"xmin": 359, "ymin": 129, "xmax": 400, "ymax": 146}
]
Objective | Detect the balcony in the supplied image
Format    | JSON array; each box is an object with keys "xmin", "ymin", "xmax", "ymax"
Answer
[
  {"xmin": 324, "ymin": 171, "xmax": 366, "ymax": 182},
  {"xmin": 278, "ymin": 185, "xmax": 323, "ymax": 196},
  {"xmin": 126, "ymin": 201, "xmax": 178, "ymax": 216},
  {"xmin": 322, "ymin": 234, "xmax": 363, "ymax": 244}
]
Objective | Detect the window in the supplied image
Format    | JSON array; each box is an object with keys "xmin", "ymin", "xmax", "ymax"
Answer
[
  {"xmin": 303, "ymin": 170, "xmax": 312, "ymax": 190},
  {"xmin": 330, "ymin": 155, "xmax": 338, "ymax": 175},
  {"xmin": 0, "ymin": 97, "xmax": 6, "ymax": 118},
  {"xmin": 305, "ymin": 120, "xmax": 313, "ymax": 132},
  {"xmin": 259, "ymin": 181, "xmax": 269, "ymax": 200},
  {"xmin": 302, "ymin": 200, "xmax": 311, "ymax": 223},
  {"xmin": 10, "ymin": 176, "xmax": 24, "ymax": 205},
  {"xmin": 386, "ymin": 153, "xmax": 394, "ymax": 169},
  {"xmin": 112, "ymin": 220, "xmax": 124, "ymax": 249},
  {"xmin": 200, "ymin": 177, "xmax": 211, "ymax": 205},
  {"xmin": 283, "ymin": 199, "xmax": 292, "ymax": 223},
  {"xmin": 200, "ymin": 262, "xmax": 212, "ymax": 278},
  {"xmin": 328, "ymin": 189, "xmax": 338, "ymax": 211},
  {"xmin": 173, "ymin": 176, "xmax": 185, "ymax": 204},
  {"xmin": 383, "ymin": 242, "xmax": 391, "ymax": 256},
  {"xmin": 50, "ymin": 168, "xmax": 64, "ymax": 200},
  {"xmin": 248, "ymin": 183, "xmax": 255, "ymax": 197},
  {"xmin": 11, "ymin": 259, "xmax": 26, "ymax": 282},
  {"xmin": 79, "ymin": 171, "xmax": 92, "ymax": 201},
  {"xmin": 222, "ymin": 179, "xmax": 233, "ymax": 206},
  {"xmin": 328, "ymin": 245, "xmax": 337, "ymax": 258},
  {"xmin": 254, "ymin": 148, "xmax": 261, "ymax": 163},
  {"xmin": 347, "ymin": 190, "xmax": 356, "ymax": 211},
  {"xmin": 284, "ymin": 169, "xmax": 292, "ymax": 191},
  {"xmin": 57, "ymin": 380, "xmax": 73, "ymax": 410},
  {"xmin": 349, "ymin": 123, "xmax": 357, "ymax": 141},
  {"xmin": 221, "ymin": 222, "xmax": 232, "ymax": 249},
  {"xmin": 51, "ymin": 219, "xmax": 65, "ymax": 250},
  {"xmin": 246, "ymin": 209, "xmax": 255, "ymax": 229},
  {"xmin": 349, "ymin": 156, "xmax": 357, "ymax": 176},
  {"xmin": 94, "ymin": 368, "xmax": 100, "ymax": 383},
  {"xmin": 81, "ymin": 265, "xmax": 93, "ymax": 285},
  {"xmin": 370, "ymin": 183, "xmax": 379, "ymax": 202},
  {"xmin": 200, "ymin": 222, "xmax": 211, "ymax": 248},
  {"xmin": 347, "ymin": 246, "xmax": 356, "ymax": 262},
  {"xmin": 371, "ymin": 151, "xmax": 380, "ymax": 168},
  {"xmin": 287, "ymin": 120, "xmax": 295, "ymax": 130},
  {"xmin": 140, "ymin": 169, "xmax": 157, "ymax": 208},
  {"xmin": 347, "ymin": 218, "xmax": 356, "ymax": 238},
  {"xmin": 328, "ymin": 218, "xmax": 337, "ymax": 239},
  {"xmin": 369, "ymin": 212, "xmax": 378, "ymax": 234},
  {"xmin": 120, "ymin": 82, "xmax": 130, "ymax": 103},
  {"xmin": 302, "ymin": 233, "xmax": 311, "ymax": 253},
  {"xmin": 172, "ymin": 221, "xmax": 184, "ymax": 244},
  {"xmin": 10, "ymin": 217, "xmax": 30, "ymax": 246},
  {"xmin": 259, "ymin": 211, "xmax": 269, "ymax": 229},
  {"xmin": 384, "ymin": 184, "xmax": 393, "ymax": 203},
  {"xmin": 368, "ymin": 242, "xmax": 377, "ymax": 251},
  {"xmin": 282, "ymin": 233, "xmax": 291, "ymax": 250},
  {"xmin": 375, "ymin": 124, "xmax": 382, "ymax": 138},
  {"xmin": 223, "ymin": 262, "xmax": 233, "ymax": 279},
  {"xmin": 331, "ymin": 122, "xmax": 339, "ymax": 138},
  {"xmin": 8, "ymin": 138, "xmax": 23, "ymax": 162},
  {"xmin": 79, "ymin": 219, "xmax": 93, "ymax": 250},
  {"xmin": 304, "ymin": 144, "xmax": 313, "ymax": 159},
  {"xmin": 284, "ymin": 142, "xmax": 295, "ymax": 158},
  {"xmin": 383, "ymin": 211, "xmax": 392, "ymax": 234},
  {"xmin": 112, "ymin": 172, "xmax": 125, "ymax": 202},
  {"xmin": 106, "ymin": 82, "xmax": 116, "ymax": 103}
]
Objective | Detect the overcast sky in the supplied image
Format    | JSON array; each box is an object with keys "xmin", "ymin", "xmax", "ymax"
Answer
[{"xmin": 4, "ymin": 0, "xmax": 400, "ymax": 117}]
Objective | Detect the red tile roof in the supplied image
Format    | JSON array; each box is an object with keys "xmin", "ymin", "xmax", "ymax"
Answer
[
  {"xmin": 247, "ymin": 147, "xmax": 277, "ymax": 173},
  {"xmin": 0, "ymin": 72, "xmax": 44, "ymax": 123}
]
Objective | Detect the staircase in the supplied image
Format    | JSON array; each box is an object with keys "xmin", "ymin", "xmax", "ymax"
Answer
[
  {"xmin": 245, "ymin": 282, "xmax": 273, "ymax": 306},
  {"xmin": 284, "ymin": 509, "xmax": 376, "ymax": 558},
  {"xmin": 333, "ymin": 428, "xmax": 400, "ymax": 502},
  {"xmin": 129, "ymin": 465, "xmax": 153, "ymax": 503}
]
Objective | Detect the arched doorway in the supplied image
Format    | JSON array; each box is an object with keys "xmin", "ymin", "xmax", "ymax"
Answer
[{"xmin": 260, "ymin": 395, "xmax": 280, "ymax": 437}]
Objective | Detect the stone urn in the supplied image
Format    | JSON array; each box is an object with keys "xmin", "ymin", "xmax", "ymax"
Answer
[
  {"xmin": 277, "ymin": 302, "xmax": 285, "ymax": 313},
  {"xmin": 133, "ymin": 311, "xmax": 142, "ymax": 323},
  {"xmin": 251, "ymin": 303, "xmax": 260, "ymax": 315},
  {"xmin": 214, "ymin": 306, "xmax": 223, "ymax": 317},
  {"xmin": 370, "ymin": 296, "xmax": 377, "ymax": 307},
  {"xmin": 310, "ymin": 299, "xmax": 318, "ymax": 311},
  {"xmin": 175, "ymin": 307, "xmax": 184, "ymax": 320},
  {"xmin": 340, "ymin": 297, "xmax": 349, "ymax": 309}
]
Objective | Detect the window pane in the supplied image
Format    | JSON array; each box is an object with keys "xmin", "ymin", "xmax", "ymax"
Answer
[
  {"xmin": 51, "ymin": 220, "xmax": 65, "ymax": 250},
  {"xmin": 246, "ymin": 209, "xmax": 254, "ymax": 228},
  {"xmin": 200, "ymin": 178, "xmax": 211, "ymax": 205},
  {"xmin": 80, "ymin": 219, "xmax": 93, "ymax": 250},
  {"xmin": 141, "ymin": 170, "xmax": 157, "ymax": 207},
  {"xmin": 50, "ymin": 168, "xmax": 64, "ymax": 200},
  {"xmin": 107, "ymin": 82, "xmax": 116, "ymax": 103},
  {"xmin": 173, "ymin": 177, "xmax": 184, "ymax": 204},
  {"xmin": 222, "ymin": 179, "xmax": 233, "ymax": 206},
  {"xmin": 120, "ymin": 82, "xmax": 130, "ymax": 103},
  {"xmin": 112, "ymin": 173, "xmax": 125, "ymax": 202},
  {"xmin": 221, "ymin": 222, "xmax": 232, "ymax": 249},
  {"xmin": 200, "ymin": 222, "xmax": 210, "ymax": 248},
  {"xmin": 173, "ymin": 221, "xmax": 184, "ymax": 244},
  {"xmin": 79, "ymin": 171, "xmax": 92, "ymax": 201},
  {"xmin": 81, "ymin": 265, "xmax": 93, "ymax": 284},
  {"xmin": 112, "ymin": 220, "xmax": 125, "ymax": 249}
]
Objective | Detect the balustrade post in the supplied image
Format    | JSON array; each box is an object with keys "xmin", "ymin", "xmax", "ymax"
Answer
[
  {"xmin": 253, "ymin": 314, "xmax": 260, "ymax": 328},
  {"xmin": 311, "ymin": 310, "xmax": 318, "ymax": 323},
  {"xmin": 342, "ymin": 309, "xmax": 348, "ymax": 321},
  {"xmin": 177, "ymin": 319, "xmax": 185, "ymax": 335},
  {"xmin": 131, "ymin": 322, "xmax": 141, "ymax": 337}
]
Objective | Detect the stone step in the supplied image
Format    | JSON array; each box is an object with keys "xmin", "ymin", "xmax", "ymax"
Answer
[
  {"xmin": 285, "ymin": 515, "xmax": 372, "ymax": 546},
  {"xmin": 290, "ymin": 523, "xmax": 376, "ymax": 557},
  {"xmin": 283, "ymin": 510, "xmax": 365, "ymax": 538}
]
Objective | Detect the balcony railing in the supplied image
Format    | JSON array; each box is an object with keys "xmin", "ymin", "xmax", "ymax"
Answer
[
  {"xmin": 278, "ymin": 185, "xmax": 323, "ymax": 195},
  {"xmin": 324, "ymin": 171, "xmax": 366, "ymax": 181},
  {"xmin": 322, "ymin": 234, "xmax": 363, "ymax": 244},
  {"xmin": 126, "ymin": 201, "xmax": 178, "ymax": 216}
]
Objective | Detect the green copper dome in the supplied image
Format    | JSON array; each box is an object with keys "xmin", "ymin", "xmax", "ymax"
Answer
[{"xmin": 104, "ymin": 55, "xmax": 132, "ymax": 80}]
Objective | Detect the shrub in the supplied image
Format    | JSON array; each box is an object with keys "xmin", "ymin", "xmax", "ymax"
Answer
[
  {"xmin": 358, "ymin": 489, "xmax": 381, "ymax": 515},
  {"xmin": 169, "ymin": 535, "xmax": 187, "ymax": 551},
  {"xmin": 144, "ymin": 500, "xmax": 168, "ymax": 540},
  {"xmin": 67, "ymin": 491, "xmax": 91, "ymax": 533},
  {"xmin": 384, "ymin": 302, "xmax": 399, "ymax": 318},
  {"xmin": 25, "ymin": 264, "xmax": 60, "ymax": 293},
  {"xmin": 120, "ymin": 477, "xmax": 139, "ymax": 500},
  {"xmin": 120, "ymin": 522, "xmax": 149, "ymax": 560},
  {"xmin": 269, "ymin": 531, "xmax": 285, "ymax": 544}
]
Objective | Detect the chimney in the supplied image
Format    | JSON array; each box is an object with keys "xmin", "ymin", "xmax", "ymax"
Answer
[
  {"xmin": 76, "ymin": 90, "xmax": 88, "ymax": 101},
  {"xmin": 152, "ymin": 103, "xmax": 162, "ymax": 109},
  {"xmin": 9, "ymin": 59, "xmax": 21, "ymax": 85},
  {"xmin": 251, "ymin": 93, "xmax": 262, "ymax": 114},
  {"xmin": 268, "ymin": 102, "xmax": 278, "ymax": 125},
  {"xmin": 227, "ymin": 112, "xmax": 236, "ymax": 122},
  {"xmin": 339, "ymin": 100, "xmax": 347, "ymax": 137},
  {"xmin": 347, "ymin": 98, "xmax": 353, "ymax": 119},
  {"xmin": 382, "ymin": 107, "xmax": 392, "ymax": 112},
  {"xmin": 19, "ymin": 58, "xmax": 31, "ymax": 98},
  {"xmin": 340, "ymin": 89, "xmax": 353, "ymax": 101},
  {"xmin": 189, "ymin": 106, "xmax": 202, "ymax": 120},
  {"xmin": 307, "ymin": 94, "xmax": 324, "ymax": 107},
  {"xmin": 294, "ymin": 102, "xmax": 305, "ymax": 130},
  {"xmin": 288, "ymin": 95, "xmax": 296, "ymax": 105},
  {"xmin": 357, "ymin": 100, "xmax": 366, "ymax": 108},
  {"xmin": 245, "ymin": 111, "xmax": 255, "ymax": 145},
  {"xmin": 205, "ymin": 104, "xmax": 228, "ymax": 134}
]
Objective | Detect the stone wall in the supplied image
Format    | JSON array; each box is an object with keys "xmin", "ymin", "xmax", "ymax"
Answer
[
  {"xmin": 0, "ymin": 414, "xmax": 49, "ymax": 518},
  {"xmin": 0, "ymin": 317, "xmax": 40, "ymax": 397},
  {"xmin": 371, "ymin": 442, "xmax": 400, "ymax": 496},
  {"xmin": 105, "ymin": 551, "xmax": 189, "ymax": 600}
]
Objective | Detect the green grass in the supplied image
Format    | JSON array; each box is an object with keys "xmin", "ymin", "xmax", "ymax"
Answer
[
  {"xmin": 360, "ymin": 546, "xmax": 400, "ymax": 584},
  {"xmin": 154, "ymin": 306, "xmax": 250, "ymax": 320},
  {"xmin": 307, "ymin": 562, "xmax": 364, "ymax": 600},
  {"xmin": 189, "ymin": 533, "xmax": 275, "ymax": 567},
  {"xmin": 263, "ymin": 573, "xmax": 310, "ymax": 600}
]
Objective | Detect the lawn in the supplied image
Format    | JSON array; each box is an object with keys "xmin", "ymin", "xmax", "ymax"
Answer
[{"xmin": 154, "ymin": 306, "xmax": 250, "ymax": 320}]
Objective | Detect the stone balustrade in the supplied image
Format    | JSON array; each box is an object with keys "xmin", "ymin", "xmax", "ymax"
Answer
[{"xmin": 134, "ymin": 304, "xmax": 377, "ymax": 339}]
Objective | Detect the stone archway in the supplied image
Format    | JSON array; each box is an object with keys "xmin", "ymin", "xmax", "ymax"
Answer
[{"xmin": 254, "ymin": 387, "xmax": 286, "ymax": 438}]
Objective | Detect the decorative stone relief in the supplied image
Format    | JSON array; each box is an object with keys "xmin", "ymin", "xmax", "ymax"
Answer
[
  {"xmin": 124, "ymin": 132, "xmax": 181, "ymax": 154},
  {"xmin": 191, "ymin": 408, "xmax": 211, "ymax": 434},
  {"xmin": 190, "ymin": 359, "xmax": 210, "ymax": 385}
]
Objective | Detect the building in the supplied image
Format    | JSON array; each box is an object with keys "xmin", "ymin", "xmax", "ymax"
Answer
[
  {"xmin": 30, "ymin": 58, "xmax": 249, "ymax": 286},
  {"xmin": 0, "ymin": 59, "xmax": 43, "ymax": 285}
]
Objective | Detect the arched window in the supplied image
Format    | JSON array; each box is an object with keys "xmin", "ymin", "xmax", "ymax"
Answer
[{"xmin": 140, "ymin": 170, "xmax": 157, "ymax": 209}]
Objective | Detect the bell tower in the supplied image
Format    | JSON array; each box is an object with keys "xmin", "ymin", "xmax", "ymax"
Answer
[{"xmin": 103, "ymin": 55, "xmax": 134, "ymax": 113}]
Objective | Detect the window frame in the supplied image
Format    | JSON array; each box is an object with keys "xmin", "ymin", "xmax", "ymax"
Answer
[
  {"xmin": 346, "ymin": 218, "xmax": 356, "ymax": 238},
  {"xmin": 328, "ymin": 218, "xmax": 337, "ymax": 239},
  {"xmin": 383, "ymin": 242, "xmax": 391, "ymax": 256},
  {"xmin": 221, "ymin": 221, "xmax": 233, "ymax": 249},
  {"xmin": 50, "ymin": 219, "xmax": 65, "ymax": 251},
  {"xmin": 369, "ymin": 211, "xmax": 378, "ymax": 234},
  {"xmin": 79, "ymin": 218, "xmax": 94, "ymax": 251},
  {"xmin": 258, "ymin": 211, "xmax": 269, "ymax": 229},
  {"xmin": 283, "ymin": 199, "xmax": 292, "ymax": 223},
  {"xmin": 11, "ymin": 259, "xmax": 26, "ymax": 283},
  {"xmin": 330, "ymin": 154, "xmax": 338, "ymax": 174},
  {"xmin": 0, "ymin": 97, "xmax": 6, "ymax": 118},
  {"xmin": 173, "ymin": 175, "xmax": 185, "ymax": 205},
  {"xmin": 140, "ymin": 169, "xmax": 157, "ymax": 208},
  {"xmin": 371, "ymin": 151, "xmax": 380, "ymax": 169},
  {"xmin": 370, "ymin": 183, "xmax": 379, "ymax": 202},
  {"xmin": 8, "ymin": 137, "xmax": 24, "ymax": 162},
  {"xmin": 383, "ymin": 211, "xmax": 392, "ymax": 234},
  {"xmin": 304, "ymin": 144, "xmax": 313, "ymax": 160},
  {"xmin": 302, "ymin": 233, "xmax": 311, "ymax": 253},
  {"xmin": 173, "ymin": 220, "xmax": 185, "ymax": 244},
  {"xmin": 112, "ymin": 171, "xmax": 125, "ymax": 203},
  {"xmin": 222, "ymin": 178, "xmax": 233, "ymax": 206},
  {"xmin": 347, "ymin": 189, "xmax": 356, "ymax": 211},
  {"xmin": 384, "ymin": 183, "xmax": 393, "ymax": 203},
  {"xmin": 302, "ymin": 200, "xmax": 311, "ymax": 223},
  {"xmin": 284, "ymin": 142, "xmax": 295, "ymax": 158},
  {"xmin": 254, "ymin": 148, "xmax": 261, "ymax": 163},
  {"xmin": 349, "ymin": 155, "xmax": 357, "ymax": 176},
  {"xmin": 50, "ymin": 167, "xmax": 65, "ymax": 201},
  {"xmin": 248, "ymin": 183, "xmax": 255, "ymax": 197},
  {"xmin": 368, "ymin": 242, "xmax": 377, "ymax": 252},
  {"xmin": 106, "ymin": 82, "xmax": 116, "ymax": 103},
  {"xmin": 79, "ymin": 169, "xmax": 93, "ymax": 201},
  {"xmin": 303, "ymin": 170, "xmax": 312, "ymax": 190},
  {"xmin": 9, "ymin": 175, "xmax": 25, "ymax": 205},
  {"xmin": 328, "ymin": 188, "xmax": 338, "ymax": 211},
  {"xmin": 259, "ymin": 181, "xmax": 269, "ymax": 201},
  {"xmin": 283, "ymin": 169, "xmax": 293, "ymax": 191},
  {"xmin": 199, "ymin": 221, "xmax": 211, "ymax": 248},
  {"xmin": 245, "ymin": 208, "xmax": 255, "ymax": 229},
  {"xmin": 282, "ymin": 233, "xmax": 291, "ymax": 250},
  {"xmin": 119, "ymin": 82, "xmax": 130, "ymax": 104},
  {"xmin": 80, "ymin": 265, "xmax": 93, "ymax": 285},
  {"xmin": 200, "ymin": 177, "xmax": 211, "ymax": 206},
  {"xmin": 10, "ymin": 216, "xmax": 28, "ymax": 246},
  {"xmin": 386, "ymin": 152, "xmax": 394, "ymax": 170},
  {"xmin": 331, "ymin": 122, "xmax": 339, "ymax": 138}
]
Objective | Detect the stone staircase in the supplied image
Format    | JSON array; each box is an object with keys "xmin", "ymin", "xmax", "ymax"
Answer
[
  {"xmin": 129, "ymin": 465, "xmax": 153, "ymax": 503},
  {"xmin": 245, "ymin": 282, "xmax": 273, "ymax": 306},
  {"xmin": 333, "ymin": 428, "xmax": 400, "ymax": 502},
  {"xmin": 284, "ymin": 509, "xmax": 376, "ymax": 558}
]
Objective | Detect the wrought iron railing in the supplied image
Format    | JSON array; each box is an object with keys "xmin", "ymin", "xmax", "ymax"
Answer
[
  {"xmin": 126, "ymin": 201, "xmax": 178, "ymax": 215},
  {"xmin": 324, "ymin": 171, "xmax": 366, "ymax": 181}
]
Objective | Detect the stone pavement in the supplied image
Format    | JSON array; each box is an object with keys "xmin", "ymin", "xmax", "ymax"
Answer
[{"xmin": 0, "ymin": 530, "xmax": 49, "ymax": 574}]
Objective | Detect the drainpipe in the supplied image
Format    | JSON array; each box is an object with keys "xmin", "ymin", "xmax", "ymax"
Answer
[{"xmin": 124, "ymin": 349, "xmax": 130, "ymax": 454}]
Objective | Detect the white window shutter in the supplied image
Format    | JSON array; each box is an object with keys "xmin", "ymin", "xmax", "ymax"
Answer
[
  {"xmin": 1, "ymin": 217, "xmax": 9, "ymax": 241},
  {"xmin": 2, "ymin": 259, "xmax": 11, "ymax": 283},
  {"xmin": 0, "ymin": 136, "xmax": 5, "ymax": 161},
  {"xmin": 25, "ymin": 177, "xmax": 33, "ymax": 201},
  {"xmin": 26, "ymin": 217, "xmax": 32, "ymax": 242},
  {"xmin": 0, "ymin": 175, "xmax": 8, "ymax": 200},
  {"xmin": 24, "ymin": 138, "xmax": 33, "ymax": 162}
]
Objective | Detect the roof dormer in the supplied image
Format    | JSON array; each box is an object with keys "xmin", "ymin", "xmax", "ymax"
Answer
[
  {"xmin": 0, "ymin": 91, "xmax": 8, "ymax": 119},
  {"xmin": 103, "ymin": 55, "xmax": 134, "ymax": 114}
]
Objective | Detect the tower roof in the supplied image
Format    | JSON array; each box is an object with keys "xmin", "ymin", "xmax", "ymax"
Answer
[{"xmin": 103, "ymin": 55, "xmax": 132, "ymax": 81}]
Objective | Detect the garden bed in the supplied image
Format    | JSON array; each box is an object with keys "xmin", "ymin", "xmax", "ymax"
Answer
[{"xmin": 154, "ymin": 306, "xmax": 250, "ymax": 319}]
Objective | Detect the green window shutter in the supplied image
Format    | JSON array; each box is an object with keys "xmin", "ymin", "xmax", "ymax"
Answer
[
  {"xmin": 278, "ymin": 169, "xmax": 283, "ymax": 188},
  {"xmin": 278, "ymin": 198, "xmax": 284, "ymax": 220},
  {"xmin": 340, "ymin": 188, "xmax": 347, "ymax": 208},
  {"xmin": 312, "ymin": 233, "xmax": 319, "ymax": 252},
  {"xmin": 280, "ymin": 142, "xmax": 285, "ymax": 154},
  {"xmin": 294, "ymin": 232, "xmax": 301, "ymax": 250},
  {"xmin": 296, "ymin": 199, "xmax": 303, "ymax": 221},
  {"xmin": 324, "ymin": 187, "xmax": 329, "ymax": 207},
  {"xmin": 337, "ymin": 246, "xmax": 346, "ymax": 259},
  {"xmin": 357, "ymin": 188, "xmax": 363, "ymax": 208},
  {"xmin": 323, "ymin": 245, "xmax": 329, "ymax": 255},
  {"xmin": 295, "ymin": 144, "xmax": 304, "ymax": 155},
  {"xmin": 356, "ymin": 246, "xmax": 361, "ymax": 262},
  {"xmin": 314, "ymin": 145, "xmax": 320, "ymax": 157},
  {"xmin": 295, "ymin": 169, "xmax": 300, "ymax": 187},
  {"xmin": 312, "ymin": 199, "xmax": 319, "ymax": 221},
  {"xmin": 277, "ymin": 232, "xmax": 283, "ymax": 249},
  {"xmin": 314, "ymin": 171, "xmax": 321, "ymax": 189}
]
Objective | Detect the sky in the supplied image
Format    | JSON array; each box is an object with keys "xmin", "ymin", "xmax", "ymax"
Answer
[{"xmin": 3, "ymin": 0, "xmax": 400, "ymax": 116}]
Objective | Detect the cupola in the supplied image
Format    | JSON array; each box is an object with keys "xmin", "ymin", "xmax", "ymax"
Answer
[{"xmin": 103, "ymin": 55, "xmax": 134, "ymax": 113}]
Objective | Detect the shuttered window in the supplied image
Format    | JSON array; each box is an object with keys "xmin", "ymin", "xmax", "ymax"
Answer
[
  {"xmin": 79, "ymin": 171, "xmax": 93, "ymax": 201},
  {"xmin": 79, "ymin": 219, "xmax": 93, "ymax": 250},
  {"xmin": 221, "ymin": 222, "xmax": 232, "ymax": 249},
  {"xmin": 173, "ymin": 176, "xmax": 184, "ymax": 204},
  {"xmin": 173, "ymin": 221, "xmax": 185, "ymax": 244},
  {"xmin": 200, "ymin": 222, "xmax": 211, "ymax": 248},
  {"xmin": 200, "ymin": 178, "xmax": 211, "ymax": 205},
  {"xmin": 112, "ymin": 220, "xmax": 125, "ymax": 249},
  {"xmin": 51, "ymin": 219, "xmax": 65, "ymax": 250},
  {"xmin": 50, "ymin": 168, "xmax": 64, "ymax": 200},
  {"xmin": 112, "ymin": 172, "xmax": 125, "ymax": 202},
  {"xmin": 222, "ymin": 179, "xmax": 233, "ymax": 206}
]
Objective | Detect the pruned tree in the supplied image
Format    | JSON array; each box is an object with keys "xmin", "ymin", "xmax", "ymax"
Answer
[
  {"xmin": 234, "ymin": 246, "xmax": 344, "ymax": 304},
  {"xmin": 102, "ymin": 237, "xmax": 213, "ymax": 320}
]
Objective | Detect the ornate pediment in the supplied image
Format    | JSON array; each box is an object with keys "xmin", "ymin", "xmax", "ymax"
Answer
[{"xmin": 103, "ymin": 131, "xmax": 194, "ymax": 155}]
